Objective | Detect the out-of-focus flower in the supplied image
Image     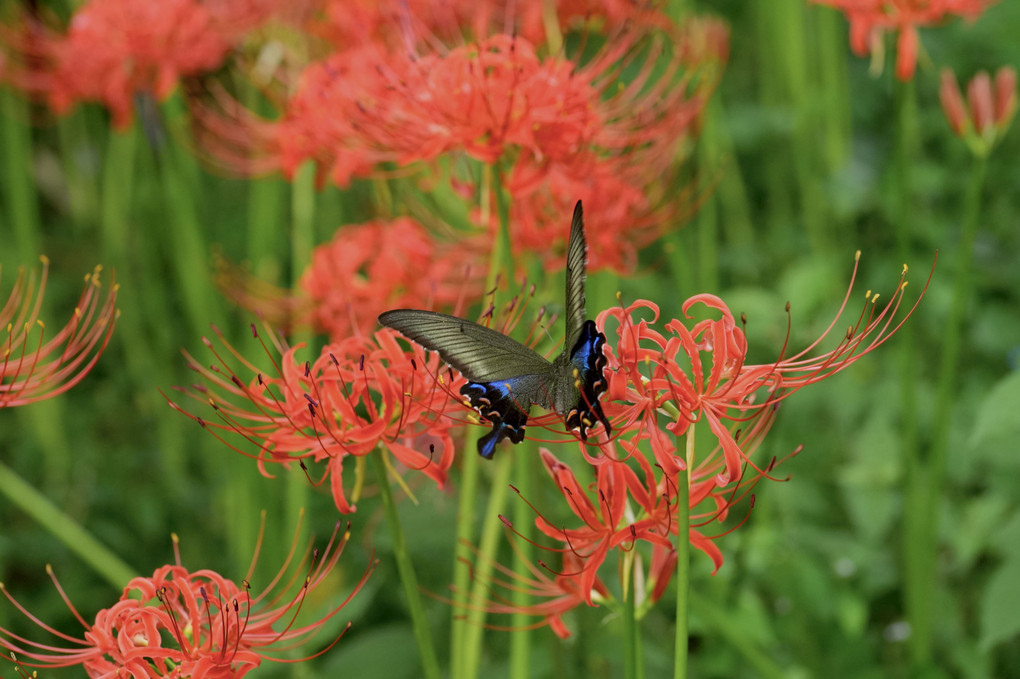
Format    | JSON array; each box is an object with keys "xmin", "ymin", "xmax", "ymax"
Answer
[
  {"xmin": 812, "ymin": 0, "xmax": 997, "ymax": 80},
  {"xmin": 308, "ymin": 0, "xmax": 671, "ymax": 55},
  {"xmin": 0, "ymin": 514, "xmax": 373, "ymax": 677},
  {"xmin": 1, "ymin": 0, "xmax": 286, "ymax": 128},
  {"xmin": 167, "ymin": 324, "xmax": 460, "ymax": 513},
  {"xmin": 193, "ymin": 15, "xmax": 728, "ymax": 273},
  {"xmin": 1, "ymin": 258, "xmax": 118, "ymax": 408},
  {"xmin": 217, "ymin": 217, "xmax": 486, "ymax": 341},
  {"xmin": 940, "ymin": 66, "xmax": 1017, "ymax": 155}
]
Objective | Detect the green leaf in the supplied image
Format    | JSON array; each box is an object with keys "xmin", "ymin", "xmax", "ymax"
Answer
[
  {"xmin": 979, "ymin": 553, "xmax": 1020, "ymax": 651},
  {"xmin": 968, "ymin": 370, "xmax": 1020, "ymax": 464}
]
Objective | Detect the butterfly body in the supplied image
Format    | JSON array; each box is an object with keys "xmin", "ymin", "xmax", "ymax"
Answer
[{"xmin": 379, "ymin": 201, "xmax": 611, "ymax": 458}]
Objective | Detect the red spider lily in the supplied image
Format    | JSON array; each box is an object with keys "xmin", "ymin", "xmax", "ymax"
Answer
[
  {"xmin": 483, "ymin": 253, "xmax": 931, "ymax": 616},
  {"xmin": 1, "ymin": 0, "xmax": 285, "ymax": 128},
  {"xmin": 193, "ymin": 16, "xmax": 723, "ymax": 196},
  {"xmin": 488, "ymin": 436, "xmax": 771, "ymax": 635},
  {"xmin": 511, "ymin": 444, "xmax": 768, "ymax": 601},
  {"xmin": 599, "ymin": 251, "xmax": 931, "ymax": 485},
  {"xmin": 812, "ymin": 0, "xmax": 996, "ymax": 80},
  {"xmin": 166, "ymin": 324, "xmax": 460, "ymax": 513},
  {"xmin": 0, "ymin": 514, "xmax": 372, "ymax": 677},
  {"xmin": 1, "ymin": 258, "xmax": 118, "ymax": 408},
  {"xmin": 940, "ymin": 66, "xmax": 1017, "ymax": 155},
  {"xmin": 216, "ymin": 217, "xmax": 487, "ymax": 341}
]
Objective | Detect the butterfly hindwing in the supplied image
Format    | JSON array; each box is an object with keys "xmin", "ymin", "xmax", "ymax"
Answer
[{"xmin": 562, "ymin": 320, "xmax": 612, "ymax": 441}]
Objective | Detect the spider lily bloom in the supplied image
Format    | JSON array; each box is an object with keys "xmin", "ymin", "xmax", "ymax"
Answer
[
  {"xmin": 167, "ymin": 324, "xmax": 460, "ymax": 513},
  {"xmin": 939, "ymin": 67, "xmax": 1017, "ymax": 156},
  {"xmin": 811, "ymin": 0, "xmax": 997, "ymax": 81},
  {"xmin": 1, "ymin": 0, "xmax": 282, "ymax": 128},
  {"xmin": 599, "ymin": 252, "xmax": 930, "ymax": 486},
  {"xmin": 196, "ymin": 16, "xmax": 723, "ymax": 203},
  {"xmin": 493, "ymin": 440, "xmax": 774, "ymax": 634},
  {"xmin": 217, "ymin": 217, "xmax": 486, "ymax": 341},
  {"xmin": 1, "ymin": 259, "xmax": 118, "ymax": 408},
  {"xmin": 0, "ymin": 516, "xmax": 373, "ymax": 677}
]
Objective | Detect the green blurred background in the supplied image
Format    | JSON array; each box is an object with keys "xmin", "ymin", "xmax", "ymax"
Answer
[{"xmin": 1, "ymin": 1, "xmax": 1019, "ymax": 677}]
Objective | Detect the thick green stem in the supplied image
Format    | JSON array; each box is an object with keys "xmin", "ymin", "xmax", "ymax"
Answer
[
  {"xmin": 460, "ymin": 453, "xmax": 514, "ymax": 679},
  {"xmin": 623, "ymin": 550, "xmax": 645, "ymax": 679},
  {"xmin": 509, "ymin": 440, "xmax": 535, "ymax": 679},
  {"xmin": 0, "ymin": 461, "xmax": 136, "ymax": 588},
  {"xmin": 370, "ymin": 449, "xmax": 442, "ymax": 679},
  {"xmin": 674, "ymin": 429, "xmax": 693, "ymax": 679},
  {"xmin": 452, "ymin": 164, "xmax": 512, "ymax": 679}
]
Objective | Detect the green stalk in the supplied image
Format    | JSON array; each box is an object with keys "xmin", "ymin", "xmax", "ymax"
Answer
[
  {"xmin": 450, "ymin": 423, "xmax": 482, "ymax": 679},
  {"xmin": 56, "ymin": 112, "xmax": 100, "ymax": 231},
  {"xmin": 674, "ymin": 429, "xmax": 693, "ymax": 679},
  {"xmin": 814, "ymin": 6, "xmax": 851, "ymax": 174},
  {"xmin": 451, "ymin": 164, "xmax": 500, "ymax": 679},
  {"xmin": 460, "ymin": 452, "xmax": 514, "ymax": 679},
  {"xmin": 623, "ymin": 549, "xmax": 643, "ymax": 679},
  {"xmin": 286, "ymin": 162, "xmax": 316, "ymax": 537},
  {"xmin": 891, "ymin": 76, "xmax": 926, "ymax": 672},
  {"xmin": 509, "ymin": 439, "xmax": 536, "ymax": 679},
  {"xmin": 156, "ymin": 109, "xmax": 221, "ymax": 341},
  {"xmin": 0, "ymin": 461, "xmax": 136, "ymax": 587},
  {"xmin": 696, "ymin": 103, "xmax": 720, "ymax": 292},
  {"xmin": 0, "ymin": 89, "xmax": 40, "ymax": 258},
  {"xmin": 910, "ymin": 153, "xmax": 987, "ymax": 666},
  {"xmin": 370, "ymin": 449, "xmax": 442, "ymax": 679}
]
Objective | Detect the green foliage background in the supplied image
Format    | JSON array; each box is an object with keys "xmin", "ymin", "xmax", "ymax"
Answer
[{"xmin": 1, "ymin": 1, "xmax": 1019, "ymax": 677}]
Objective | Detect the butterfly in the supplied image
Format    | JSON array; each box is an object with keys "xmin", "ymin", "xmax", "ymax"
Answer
[{"xmin": 378, "ymin": 200, "xmax": 612, "ymax": 458}]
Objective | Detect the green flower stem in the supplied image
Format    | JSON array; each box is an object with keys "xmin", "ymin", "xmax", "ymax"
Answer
[
  {"xmin": 452, "ymin": 163, "xmax": 510, "ymax": 679},
  {"xmin": 286, "ymin": 162, "xmax": 316, "ymax": 538},
  {"xmin": 460, "ymin": 452, "xmax": 514, "ymax": 679},
  {"xmin": 0, "ymin": 461, "xmax": 136, "ymax": 588},
  {"xmin": 911, "ymin": 153, "xmax": 988, "ymax": 665},
  {"xmin": 370, "ymin": 449, "xmax": 442, "ymax": 679},
  {"xmin": 157, "ymin": 99, "xmax": 221, "ymax": 341},
  {"xmin": 697, "ymin": 104, "xmax": 720, "ymax": 292},
  {"xmin": 891, "ymin": 76, "xmax": 926, "ymax": 672},
  {"xmin": 674, "ymin": 429, "xmax": 693, "ymax": 679},
  {"xmin": 1, "ymin": 89, "xmax": 40, "ymax": 259},
  {"xmin": 623, "ymin": 550, "xmax": 645, "ymax": 679},
  {"xmin": 509, "ymin": 439, "xmax": 536, "ymax": 679},
  {"xmin": 242, "ymin": 84, "xmax": 286, "ymax": 275},
  {"xmin": 450, "ymin": 425, "xmax": 482, "ymax": 679}
]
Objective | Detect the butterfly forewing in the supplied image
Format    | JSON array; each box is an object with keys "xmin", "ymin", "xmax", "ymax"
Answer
[
  {"xmin": 378, "ymin": 309, "xmax": 553, "ymax": 383},
  {"xmin": 564, "ymin": 200, "xmax": 588, "ymax": 349}
]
